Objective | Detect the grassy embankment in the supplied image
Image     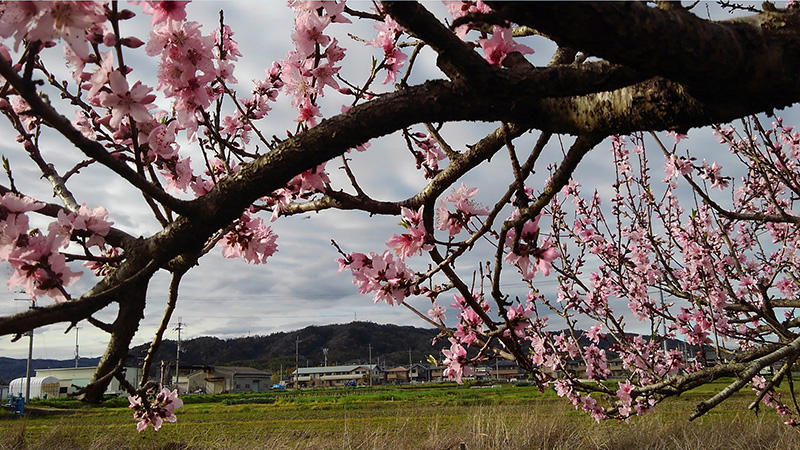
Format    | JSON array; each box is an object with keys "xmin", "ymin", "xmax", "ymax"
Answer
[{"xmin": 2, "ymin": 381, "xmax": 800, "ymax": 449}]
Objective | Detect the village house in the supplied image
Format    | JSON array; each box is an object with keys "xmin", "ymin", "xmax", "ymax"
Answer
[
  {"xmin": 290, "ymin": 365, "xmax": 380, "ymax": 388},
  {"xmin": 186, "ymin": 366, "xmax": 271, "ymax": 394},
  {"xmin": 408, "ymin": 363, "xmax": 430, "ymax": 383},
  {"xmin": 384, "ymin": 366, "xmax": 409, "ymax": 384},
  {"xmin": 429, "ymin": 365, "xmax": 446, "ymax": 382}
]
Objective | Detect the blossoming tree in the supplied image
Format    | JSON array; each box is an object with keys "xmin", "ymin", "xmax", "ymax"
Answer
[{"xmin": 1, "ymin": 0, "xmax": 800, "ymax": 429}]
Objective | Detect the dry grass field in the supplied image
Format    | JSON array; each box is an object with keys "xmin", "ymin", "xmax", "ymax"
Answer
[{"xmin": 2, "ymin": 382, "xmax": 800, "ymax": 449}]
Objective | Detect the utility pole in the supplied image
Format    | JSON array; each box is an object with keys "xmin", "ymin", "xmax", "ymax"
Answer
[
  {"xmin": 368, "ymin": 344, "xmax": 373, "ymax": 386},
  {"xmin": 74, "ymin": 325, "xmax": 81, "ymax": 368},
  {"xmin": 25, "ymin": 327, "xmax": 33, "ymax": 402},
  {"xmin": 323, "ymin": 348, "xmax": 329, "ymax": 367},
  {"xmin": 408, "ymin": 349, "xmax": 412, "ymax": 367},
  {"xmin": 295, "ymin": 335, "xmax": 302, "ymax": 388},
  {"xmin": 174, "ymin": 318, "xmax": 185, "ymax": 391},
  {"xmin": 16, "ymin": 297, "xmax": 36, "ymax": 402}
]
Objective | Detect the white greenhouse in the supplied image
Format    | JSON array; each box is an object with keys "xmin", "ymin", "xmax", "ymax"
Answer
[{"xmin": 8, "ymin": 376, "xmax": 59, "ymax": 399}]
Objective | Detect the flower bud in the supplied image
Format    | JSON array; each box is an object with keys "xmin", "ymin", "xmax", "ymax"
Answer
[
  {"xmin": 117, "ymin": 9, "xmax": 136, "ymax": 20},
  {"xmin": 103, "ymin": 33, "xmax": 117, "ymax": 47},
  {"xmin": 120, "ymin": 37, "xmax": 145, "ymax": 49}
]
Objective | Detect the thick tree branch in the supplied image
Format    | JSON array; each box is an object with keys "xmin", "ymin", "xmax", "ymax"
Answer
[
  {"xmin": 491, "ymin": 2, "xmax": 800, "ymax": 114},
  {"xmin": 382, "ymin": 1, "xmax": 493, "ymax": 82}
]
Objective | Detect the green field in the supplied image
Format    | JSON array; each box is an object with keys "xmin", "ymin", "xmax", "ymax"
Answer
[{"xmin": 2, "ymin": 382, "xmax": 800, "ymax": 449}]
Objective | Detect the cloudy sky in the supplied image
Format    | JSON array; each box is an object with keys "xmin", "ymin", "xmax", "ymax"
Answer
[{"xmin": 0, "ymin": 1, "xmax": 794, "ymax": 363}]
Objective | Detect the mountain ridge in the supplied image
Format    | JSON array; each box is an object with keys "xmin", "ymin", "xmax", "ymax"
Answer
[{"xmin": 1, "ymin": 321, "xmax": 443, "ymax": 383}]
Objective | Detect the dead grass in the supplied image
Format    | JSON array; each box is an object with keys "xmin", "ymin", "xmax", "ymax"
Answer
[{"xmin": 3, "ymin": 386, "xmax": 800, "ymax": 449}]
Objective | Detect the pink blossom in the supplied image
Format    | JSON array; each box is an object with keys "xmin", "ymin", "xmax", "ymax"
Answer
[
  {"xmin": 7, "ymin": 230, "xmax": 82, "ymax": 302},
  {"xmin": 368, "ymin": 13, "xmax": 407, "ymax": 84},
  {"xmin": 446, "ymin": 183, "xmax": 488, "ymax": 216},
  {"xmin": 444, "ymin": 1, "xmax": 492, "ymax": 38},
  {"xmin": 0, "ymin": 193, "xmax": 44, "ymax": 214},
  {"xmin": 442, "ymin": 338, "xmax": 472, "ymax": 383},
  {"xmin": 338, "ymin": 250, "xmax": 414, "ymax": 305},
  {"xmin": 84, "ymin": 51, "xmax": 115, "ymax": 100},
  {"xmin": 436, "ymin": 184, "xmax": 488, "ymax": 236},
  {"xmin": 584, "ymin": 344, "xmax": 610, "ymax": 381},
  {"xmin": 292, "ymin": 10, "xmax": 331, "ymax": 57},
  {"xmin": 99, "ymin": 71, "xmax": 156, "ymax": 128},
  {"xmin": 9, "ymin": 96, "xmax": 36, "ymax": 131},
  {"xmin": 586, "ymin": 324, "xmax": 603, "ymax": 343},
  {"xmin": 504, "ymin": 212, "xmax": 558, "ymax": 280},
  {"xmin": 666, "ymin": 130, "xmax": 688, "ymax": 145},
  {"xmin": 0, "ymin": 2, "xmax": 41, "ymax": 51},
  {"xmin": 24, "ymin": 1, "xmax": 108, "ymax": 60},
  {"xmin": 478, "ymin": 26, "xmax": 533, "ymax": 66},
  {"xmin": 295, "ymin": 97, "xmax": 321, "ymax": 126},
  {"xmin": 147, "ymin": 121, "xmax": 179, "ymax": 160},
  {"xmin": 427, "ymin": 302, "xmax": 446, "ymax": 322},
  {"xmin": 72, "ymin": 204, "xmax": 112, "ymax": 237},
  {"xmin": 616, "ymin": 380, "xmax": 635, "ymax": 417},
  {"xmin": 663, "ymin": 154, "xmax": 693, "ymax": 181},
  {"xmin": 219, "ymin": 214, "xmax": 278, "ymax": 265},
  {"xmin": 129, "ymin": 387, "xmax": 183, "ymax": 432},
  {"xmin": 386, "ymin": 206, "xmax": 431, "ymax": 259},
  {"xmin": 700, "ymin": 161, "xmax": 729, "ymax": 190},
  {"xmin": 162, "ymin": 156, "xmax": 193, "ymax": 193},
  {"xmin": 138, "ymin": 1, "xmax": 190, "ymax": 26},
  {"xmin": 506, "ymin": 303, "xmax": 532, "ymax": 338}
]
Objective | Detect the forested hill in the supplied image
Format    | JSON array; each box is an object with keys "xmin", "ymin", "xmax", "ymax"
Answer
[
  {"xmin": 0, "ymin": 322, "xmax": 442, "ymax": 382},
  {"xmin": 1, "ymin": 322, "xmax": 700, "ymax": 383},
  {"xmin": 127, "ymin": 321, "xmax": 445, "ymax": 375},
  {"xmin": 1, "ymin": 322, "xmax": 699, "ymax": 383}
]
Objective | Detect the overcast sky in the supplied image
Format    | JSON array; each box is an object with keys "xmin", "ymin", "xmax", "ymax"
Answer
[{"xmin": 0, "ymin": 1, "xmax": 795, "ymax": 363}]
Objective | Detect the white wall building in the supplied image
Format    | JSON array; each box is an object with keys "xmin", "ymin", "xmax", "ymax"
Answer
[
  {"xmin": 290, "ymin": 364, "xmax": 381, "ymax": 388},
  {"xmin": 35, "ymin": 366, "xmax": 143, "ymax": 397},
  {"xmin": 8, "ymin": 376, "xmax": 59, "ymax": 399}
]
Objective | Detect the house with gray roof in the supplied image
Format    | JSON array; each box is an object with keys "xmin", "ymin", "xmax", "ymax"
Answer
[
  {"xmin": 186, "ymin": 366, "xmax": 271, "ymax": 394},
  {"xmin": 289, "ymin": 364, "xmax": 381, "ymax": 388}
]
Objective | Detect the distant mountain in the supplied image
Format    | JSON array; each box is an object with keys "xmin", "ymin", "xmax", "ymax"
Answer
[
  {"xmin": 0, "ymin": 322, "xmax": 702, "ymax": 385},
  {"xmin": 126, "ymin": 321, "xmax": 446, "ymax": 376},
  {"xmin": 0, "ymin": 357, "xmax": 101, "ymax": 384},
  {"xmin": 0, "ymin": 322, "xmax": 444, "ymax": 383}
]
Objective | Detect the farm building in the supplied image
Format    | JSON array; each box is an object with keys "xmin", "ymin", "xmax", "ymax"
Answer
[
  {"xmin": 35, "ymin": 366, "xmax": 143, "ymax": 397},
  {"xmin": 9, "ymin": 376, "xmax": 59, "ymax": 399}
]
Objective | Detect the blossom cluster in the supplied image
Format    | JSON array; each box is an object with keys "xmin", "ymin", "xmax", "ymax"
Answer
[
  {"xmin": 0, "ymin": 194, "xmax": 112, "ymax": 302},
  {"xmin": 386, "ymin": 206, "xmax": 431, "ymax": 259},
  {"xmin": 129, "ymin": 387, "xmax": 184, "ymax": 432},
  {"xmin": 503, "ymin": 210, "xmax": 558, "ymax": 281},
  {"xmin": 282, "ymin": 1, "xmax": 349, "ymax": 126},
  {"xmin": 336, "ymin": 250, "xmax": 414, "ymax": 306},
  {"xmin": 219, "ymin": 213, "xmax": 278, "ymax": 265},
  {"xmin": 436, "ymin": 183, "xmax": 488, "ymax": 237},
  {"xmin": 444, "ymin": 1, "xmax": 533, "ymax": 66}
]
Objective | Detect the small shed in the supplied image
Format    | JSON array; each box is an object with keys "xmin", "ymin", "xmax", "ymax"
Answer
[{"xmin": 9, "ymin": 376, "xmax": 60, "ymax": 399}]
